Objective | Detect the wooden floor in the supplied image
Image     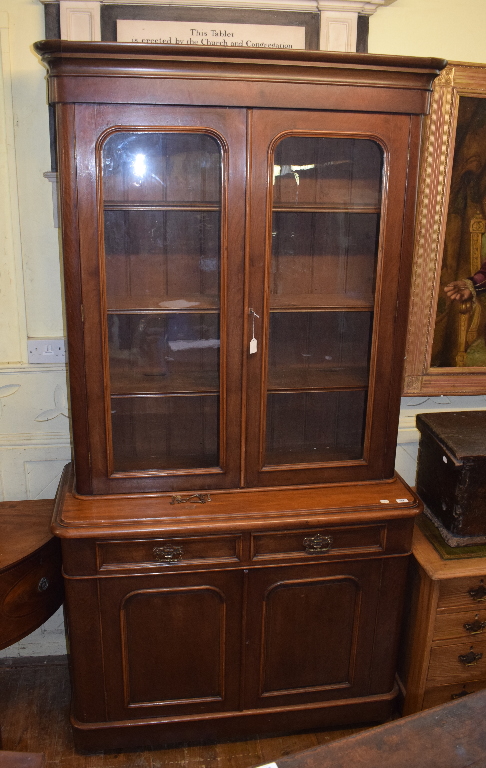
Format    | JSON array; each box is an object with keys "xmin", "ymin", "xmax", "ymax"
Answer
[{"xmin": 0, "ymin": 658, "xmax": 376, "ymax": 768}]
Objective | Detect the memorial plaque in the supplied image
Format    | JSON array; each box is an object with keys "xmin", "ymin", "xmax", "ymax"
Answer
[{"xmin": 117, "ymin": 20, "xmax": 306, "ymax": 50}]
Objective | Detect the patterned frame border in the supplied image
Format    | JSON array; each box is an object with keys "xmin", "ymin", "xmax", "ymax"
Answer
[{"xmin": 403, "ymin": 62, "xmax": 486, "ymax": 395}]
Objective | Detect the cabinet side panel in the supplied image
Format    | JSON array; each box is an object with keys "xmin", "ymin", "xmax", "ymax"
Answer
[
  {"xmin": 400, "ymin": 562, "xmax": 438, "ymax": 715},
  {"xmin": 368, "ymin": 554, "xmax": 409, "ymax": 694},
  {"xmin": 63, "ymin": 575, "xmax": 107, "ymax": 723},
  {"xmin": 56, "ymin": 104, "xmax": 92, "ymax": 494}
]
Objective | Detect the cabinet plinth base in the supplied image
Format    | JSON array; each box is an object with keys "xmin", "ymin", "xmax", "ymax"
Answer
[{"xmin": 71, "ymin": 685, "xmax": 399, "ymax": 752}]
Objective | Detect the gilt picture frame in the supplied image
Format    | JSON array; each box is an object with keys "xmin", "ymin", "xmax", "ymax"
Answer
[{"xmin": 403, "ymin": 62, "xmax": 486, "ymax": 395}]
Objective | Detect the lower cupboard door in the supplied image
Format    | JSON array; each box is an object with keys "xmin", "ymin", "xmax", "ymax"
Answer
[
  {"xmin": 244, "ymin": 560, "xmax": 383, "ymax": 708},
  {"xmin": 98, "ymin": 570, "xmax": 243, "ymax": 720}
]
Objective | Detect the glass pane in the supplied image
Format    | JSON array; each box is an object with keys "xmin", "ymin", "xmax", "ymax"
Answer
[
  {"xmin": 108, "ymin": 313, "xmax": 220, "ymax": 394},
  {"xmin": 111, "ymin": 395, "xmax": 219, "ymax": 471},
  {"xmin": 265, "ymin": 136, "xmax": 382, "ymax": 466},
  {"xmin": 103, "ymin": 133, "xmax": 221, "ymax": 204},
  {"xmin": 271, "ymin": 212, "xmax": 378, "ymax": 307},
  {"xmin": 102, "ymin": 132, "xmax": 222, "ymax": 472},
  {"xmin": 266, "ymin": 391, "xmax": 367, "ymax": 464},
  {"xmin": 105, "ymin": 210, "xmax": 220, "ymax": 310},
  {"xmin": 273, "ymin": 136, "xmax": 382, "ymax": 207},
  {"xmin": 268, "ymin": 312, "xmax": 372, "ymax": 390}
]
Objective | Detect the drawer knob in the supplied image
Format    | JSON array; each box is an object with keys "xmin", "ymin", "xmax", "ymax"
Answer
[
  {"xmin": 153, "ymin": 545, "xmax": 183, "ymax": 563},
  {"xmin": 37, "ymin": 577, "xmax": 49, "ymax": 592},
  {"xmin": 468, "ymin": 583, "xmax": 486, "ymax": 602},
  {"xmin": 464, "ymin": 616, "xmax": 486, "ymax": 635},
  {"xmin": 458, "ymin": 649, "xmax": 483, "ymax": 666},
  {"xmin": 303, "ymin": 534, "xmax": 333, "ymax": 554}
]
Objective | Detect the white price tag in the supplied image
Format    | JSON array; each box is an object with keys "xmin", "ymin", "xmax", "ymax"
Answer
[
  {"xmin": 250, "ymin": 337, "xmax": 258, "ymax": 354},
  {"xmin": 396, "ymin": 498, "xmax": 409, "ymax": 503}
]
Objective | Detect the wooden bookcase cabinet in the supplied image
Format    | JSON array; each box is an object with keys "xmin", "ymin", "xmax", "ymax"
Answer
[{"xmin": 35, "ymin": 42, "xmax": 445, "ymax": 750}]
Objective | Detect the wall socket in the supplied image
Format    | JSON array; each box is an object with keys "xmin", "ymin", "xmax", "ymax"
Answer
[{"xmin": 28, "ymin": 339, "xmax": 66, "ymax": 364}]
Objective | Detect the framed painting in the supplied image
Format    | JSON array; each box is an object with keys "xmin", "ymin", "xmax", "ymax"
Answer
[{"xmin": 403, "ymin": 62, "xmax": 486, "ymax": 394}]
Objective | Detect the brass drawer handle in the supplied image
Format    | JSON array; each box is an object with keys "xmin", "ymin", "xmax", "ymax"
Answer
[
  {"xmin": 170, "ymin": 494, "xmax": 211, "ymax": 505},
  {"xmin": 153, "ymin": 545, "xmax": 183, "ymax": 563},
  {"xmin": 303, "ymin": 534, "xmax": 333, "ymax": 554},
  {"xmin": 464, "ymin": 616, "xmax": 486, "ymax": 635},
  {"xmin": 468, "ymin": 583, "xmax": 486, "ymax": 602},
  {"xmin": 458, "ymin": 649, "xmax": 483, "ymax": 666}
]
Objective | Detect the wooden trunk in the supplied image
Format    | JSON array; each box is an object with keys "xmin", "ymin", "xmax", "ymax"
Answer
[{"xmin": 416, "ymin": 411, "xmax": 486, "ymax": 539}]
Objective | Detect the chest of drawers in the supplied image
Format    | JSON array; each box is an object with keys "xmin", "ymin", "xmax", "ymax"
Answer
[{"xmin": 399, "ymin": 524, "xmax": 486, "ymax": 714}]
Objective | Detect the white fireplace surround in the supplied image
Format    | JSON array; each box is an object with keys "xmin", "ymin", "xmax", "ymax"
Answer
[{"xmin": 42, "ymin": 0, "xmax": 394, "ymax": 52}]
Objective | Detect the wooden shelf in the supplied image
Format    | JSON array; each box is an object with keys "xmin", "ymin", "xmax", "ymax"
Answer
[
  {"xmin": 270, "ymin": 294, "xmax": 374, "ymax": 311},
  {"xmin": 104, "ymin": 201, "xmax": 220, "ymax": 211},
  {"xmin": 106, "ymin": 296, "xmax": 220, "ymax": 312},
  {"xmin": 273, "ymin": 204, "xmax": 380, "ymax": 214},
  {"xmin": 110, "ymin": 370, "xmax": 219, "ymax": 395},
  {"xmin": 268, "ymin": 366, "xmax": 368, "ymax": 391},
  {"xmin": 264, "ymin": 447, "xmax": 363, "ymax": 465}
]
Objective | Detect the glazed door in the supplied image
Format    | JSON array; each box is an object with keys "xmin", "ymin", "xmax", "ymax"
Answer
[
  {"xmin": 244, "ymin": 110, "xmax": 414, "ymax": 487},
  {"xmin": 243, "ymin": 559, "xmax": 384, "ymax": 708},
  {"xmin": 68, "ymin": 105, "xmax": 246, "ymax": 494}
]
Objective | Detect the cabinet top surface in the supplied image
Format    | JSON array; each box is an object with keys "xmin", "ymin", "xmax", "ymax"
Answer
[
  {"xmin": 34, "ymin": 40, "xmax": 446, "ymax": 74},
  {"xmin": 54, "ymin": 465, "xmax": 421, "ymax": 538},
  {"xmin": 413, "ymin": 525, "xmax": 486, "ymax": 579},
  {"xmin": 0, "ymin": 500, "xmax": 55, "ymax": 570},
  {"xmin": 34, "ymin": 40, "xmax": 446, "ymax": 103}
]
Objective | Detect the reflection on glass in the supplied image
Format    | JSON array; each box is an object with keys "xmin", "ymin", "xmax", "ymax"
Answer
[
  {"xmin": 108, "ymin": 313, "xmax": 220, "ymax": 393},
  {"xmin": 265, "ymin": 136, "xmax": 382, "ymax": 466},
  {"xmin": 102, "ymin": 131, "xmax": 222, "ymax": 472},
  {"xmin": 103, "ymin": 133, "xmax": 221, "ymax": 204}
]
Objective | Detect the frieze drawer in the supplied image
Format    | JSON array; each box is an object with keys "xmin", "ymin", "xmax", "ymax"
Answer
[
  {"xmin": 251, "ymin": 524, "xmax": 385, "ymax": 562},
  {"xmin": 97, "ymin": 535, "xmax": 243, "ymax": 570}
]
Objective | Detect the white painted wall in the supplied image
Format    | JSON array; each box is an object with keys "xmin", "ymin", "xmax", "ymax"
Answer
[
  {"xmin": 2, "ymin": 0, "xmax": 486, "ymax": 656},
  {"xmin": 369, "ymin": 0, "xmax": 486, "ymax": 62}
]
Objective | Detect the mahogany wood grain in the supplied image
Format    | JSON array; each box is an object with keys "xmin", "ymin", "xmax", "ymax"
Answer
[
  {"xmin": 54, "ymin": 464, "xmax": 420, "ymax": 541},
  {"xmin": 0, "ymin": 501, "xmax": 63, "ymax": 651},
  {"xmin": 0, "ymin": 501, "xmax": 54, "ymax": 569},
  {"xmin": 0, "ymin": 753, "xmax": 44, "ymax": 768},
  {"xmin": 34, "ymin": 43, "xmax": 444, "ymax": 496},
  {"xmin": 32, "ymin": 42, "xmax": 442, "ymax": 750},
  {"xmin": 53, "ymin": 468, "xmax": 417, "ymax": 750}
]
